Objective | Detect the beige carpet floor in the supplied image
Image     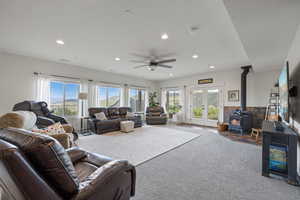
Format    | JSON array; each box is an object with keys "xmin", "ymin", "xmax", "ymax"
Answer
[{"xmin": 78, "ymin": 125, "xmax": 200, "ymax": 166}]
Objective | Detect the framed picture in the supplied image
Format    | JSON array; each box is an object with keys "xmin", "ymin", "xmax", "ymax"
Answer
[{"xmin": 228, "ymin": 90, "xmax": 239, "ymax": 102}]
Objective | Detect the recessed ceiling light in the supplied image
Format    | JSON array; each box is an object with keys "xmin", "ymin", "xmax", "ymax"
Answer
[
  {"xmin": 209, "ymin": 65, "xmax": 215, "ymax": 69},
  {"xmin": 161, "ymin": 33, "xmax": 169, "ymax": 40},
  {"xmin": 192, "ymin": 54, "xmax": 199, "ymax": 59},
  {"xmin": 115, "ymin": 57, "xmax": 120, "ymax": 61},
  {"xmin": 56, "ymin": 40, "xmax": 64, "ymax": 45},
  {"xmin": 169, "ymin": 73, "xmax": 173, "ymax": 77}
]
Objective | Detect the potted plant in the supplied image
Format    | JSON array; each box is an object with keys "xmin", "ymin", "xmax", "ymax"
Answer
[
  {"xmin": 167, "ymin": 105, "xmax": 182, "ymax": 119},
  {"xmin": 149, "ymin": 92, "xmax": 159, "ymax": 107}
]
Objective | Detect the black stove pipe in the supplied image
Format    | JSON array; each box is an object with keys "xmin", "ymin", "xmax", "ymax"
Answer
[{"xmin": 241, "ymin": 65, "xmax": 252, "ymax": 111}]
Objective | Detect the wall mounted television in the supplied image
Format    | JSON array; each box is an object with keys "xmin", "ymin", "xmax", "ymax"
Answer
[{"xmin": 278, "ymin": 62, "xmax": 289, "ymax": 123}]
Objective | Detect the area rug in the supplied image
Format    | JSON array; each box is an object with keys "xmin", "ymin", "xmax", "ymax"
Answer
[
  {"xmin": 77, "ymin": 126, "xmax": 200, "ymax": 166},
  {"xmin": 219, "ymin": 131, "xmax": 262, "ymax": 145}
]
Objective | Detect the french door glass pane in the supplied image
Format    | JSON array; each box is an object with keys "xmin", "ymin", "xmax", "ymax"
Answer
[
  {"xmin": 108, "ymin": 87, "xmax": 121, "ymax": 107},
  {"xmin": 167, "ymin": 90, "xmax": 180, "ymax": 113},
  {"xmin": 50, "ymin": 82, "xmax": 64, "ymax": 116},
  {"xmin": 192, "ymin": 90, "xmax": 204, "ymax": 118},
  {"xmin": 65, "ymin": 83, "xmax": 79, "ymax": 116},
  {"xmin": 99, "ymin": 87, "xmax": 107, "ymax": 107},
  {"xmin": 207, "ymin": 89, "xmax": 219, "ymax": 120}
]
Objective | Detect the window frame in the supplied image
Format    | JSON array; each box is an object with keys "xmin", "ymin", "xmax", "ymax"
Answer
[
  {"xmin": 49, "ymin": 80, "xmax": 80, "ymax": 117},
  {"xmin": 98, "ymin": 85, "xmax": 121, "ymax": 107},
  {"xmin": 129, "ymin": 88, "xmax": 146, "ymax": 112}
]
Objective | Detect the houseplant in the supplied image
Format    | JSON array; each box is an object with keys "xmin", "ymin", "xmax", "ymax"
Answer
[
  {"xmin": 167, "ymin": 105, "xmax": 182, "ymax": 119},
  {"xmin": 149, "ymin": 92, "xmax": 159, "ymax": 107}
]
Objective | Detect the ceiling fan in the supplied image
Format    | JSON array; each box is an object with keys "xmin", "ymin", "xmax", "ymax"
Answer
[
  {"xmin": 132, "ymin": 58, "xmax": 176, "ymax": 71},
  {"xmin": 130, "ymin": 51, "xmax": 176, "ymax": 71}
]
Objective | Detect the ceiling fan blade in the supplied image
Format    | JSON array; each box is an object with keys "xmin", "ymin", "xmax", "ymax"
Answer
[
  {"xmin": 156, "ymin": 52, "xmax": 176, "ymax": 59},
  {"xmin": 131, "ymin": 53, "xmax": 153, "ymax": 59},
  {"xmin": 156, "ymin": 59, "xmax": 176, "ymax": 64},
  {"xmin": 130, "ymin": 60, "xmax": 149, "ymax": 64},
  {"xmin": 157, "ymin": 64, "xmax": 173, "ymax": 68},
  {"xmin": 133, "ymin": 65, "xmax": 148, "ymax": 69}
]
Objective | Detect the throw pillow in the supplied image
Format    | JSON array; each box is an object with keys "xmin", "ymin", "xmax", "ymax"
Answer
[
  {"xmin": 46, "ymin": 122, "xmax": 66, "ymax": 135},
  {"xmin": 126, "ymin": 112, "xmax": 135, "ymax": 118},
  {"xmin": 95, "ymin": 112, "xmax": 107, "ymax": 120},
  {"xmin": 13, "ymin": 111, "xmax": 37, "ymax": 130},
  {"xmin": 0, "ymin": 111, "xmax": 37, "ymax": 130},
  {"xmin": 0, "ymin": 113, "xmax": 24, "ymax": 129}
]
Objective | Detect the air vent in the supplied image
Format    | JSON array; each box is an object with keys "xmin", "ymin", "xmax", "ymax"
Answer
[{"xmin": 188, "ymin": 25, "xmax": 201, "ymax": 35}]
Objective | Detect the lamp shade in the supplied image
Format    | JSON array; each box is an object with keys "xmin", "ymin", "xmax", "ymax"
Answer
[{"xmin": 78, "ymin": 92, "xmax": 88, "ymax": 100}]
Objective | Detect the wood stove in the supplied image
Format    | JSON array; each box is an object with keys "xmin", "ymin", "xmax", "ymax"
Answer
[
  {"xmin": 228, "ymin": 109, "xmax": 253, "ymax": 134},
  {"xmin": 228, "ymin": 66, "xmax": 253, "ymax": 134}
]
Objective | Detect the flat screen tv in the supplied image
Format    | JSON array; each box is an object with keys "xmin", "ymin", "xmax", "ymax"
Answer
[{"xmin": 278, "ymin": 62, "xmax": 289, "ymax": 123}]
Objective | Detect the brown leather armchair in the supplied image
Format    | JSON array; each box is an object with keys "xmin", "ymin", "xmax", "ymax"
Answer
[{"xmin": 0, "ymin": 128, "xmax": 136, "ymax": 200}]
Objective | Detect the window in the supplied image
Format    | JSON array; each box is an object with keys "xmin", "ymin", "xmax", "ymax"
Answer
[
  {"xmin": 98, "ymin": 86, "xmax": 121, "ymax": 107},
  {"xmin": 50, "ymin": 81, "xmax": 80, "ymax": 116},
  {"xmin": 166, "ymin": 90, "xmax": 180, "ymax": 113},
  {"xmin": 129, "ymin": 88, "xmax": 145, "ymax": 112}
]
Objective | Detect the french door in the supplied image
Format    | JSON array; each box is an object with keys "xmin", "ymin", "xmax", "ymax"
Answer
[{"xmin": 190, "ymin": 87, "xmax": 223, "ymax": 127}]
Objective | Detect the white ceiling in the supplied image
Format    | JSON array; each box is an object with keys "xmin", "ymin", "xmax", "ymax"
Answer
[
  {"xmin": 223, "ymin": 0, "xmax": 300, "ymax": 72},
  {"xmin": 0, "ymin": 0, "xmax": 299, "ymax": 81}
]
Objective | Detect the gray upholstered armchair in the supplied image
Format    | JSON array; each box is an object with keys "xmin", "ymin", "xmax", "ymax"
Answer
[{"xmin": 146, "ymin": 106, "xmax": 168, "ymax": 125}]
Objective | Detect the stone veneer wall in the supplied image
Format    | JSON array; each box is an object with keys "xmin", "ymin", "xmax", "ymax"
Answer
[{"xmin": 223, "ymin": 106, "xmax": 267, "ymax": 129}]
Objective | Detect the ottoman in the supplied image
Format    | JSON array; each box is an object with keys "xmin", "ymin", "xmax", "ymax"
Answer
[{"xmin": 120, "ymin": 121, "xmax": 135, "ymax": 133}]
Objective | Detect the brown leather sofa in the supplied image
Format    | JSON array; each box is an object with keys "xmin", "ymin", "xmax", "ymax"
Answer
[
  {"xmin": 0, "ymin": 128, "xmax": 136, "ymax": 200},
  {"xmin": 146, "ymin": 106, "xmax": 168, "ymax": 125},
  {"xmin": 88, "ymin": 107, "xmax": 142, "ymax": 134}
]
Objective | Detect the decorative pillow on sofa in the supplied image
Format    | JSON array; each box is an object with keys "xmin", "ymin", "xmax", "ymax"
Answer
[
  {"xmin": 95, "ymin": 112, "xmax": 107, "ymax": 120},
  {"xmin": 126, "ymin": 112, "xmax": 135, "ymax": 118},
  {"xmin": 32, "ymin": 122, "xmax": 66, "ymax": 135},
  {"xmin": 46, "ymin": 122, "xmax": 66, "ymax": 135},
  {"xmin": 0, "ymin": 111, "xmax": 37, "ymax": 130}
]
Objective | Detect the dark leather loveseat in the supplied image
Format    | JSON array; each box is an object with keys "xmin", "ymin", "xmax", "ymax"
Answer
[
  {"xmin": 88, "ymin": 107, "xmax": 142, "ymax": 134},
  {"xmin": 0, "ymin": 128, "xmax": 136, "ymax": 200}
]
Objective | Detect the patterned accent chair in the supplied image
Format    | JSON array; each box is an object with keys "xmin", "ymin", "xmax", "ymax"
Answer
[{"xmin": 146, "ymin": 106, "xmax": 168, "ymax": 125}]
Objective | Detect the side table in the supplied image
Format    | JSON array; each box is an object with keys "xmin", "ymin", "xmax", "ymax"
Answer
[{"xmin": 80, "ymin": 116, "xmax": 93, "ymax": 136}]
